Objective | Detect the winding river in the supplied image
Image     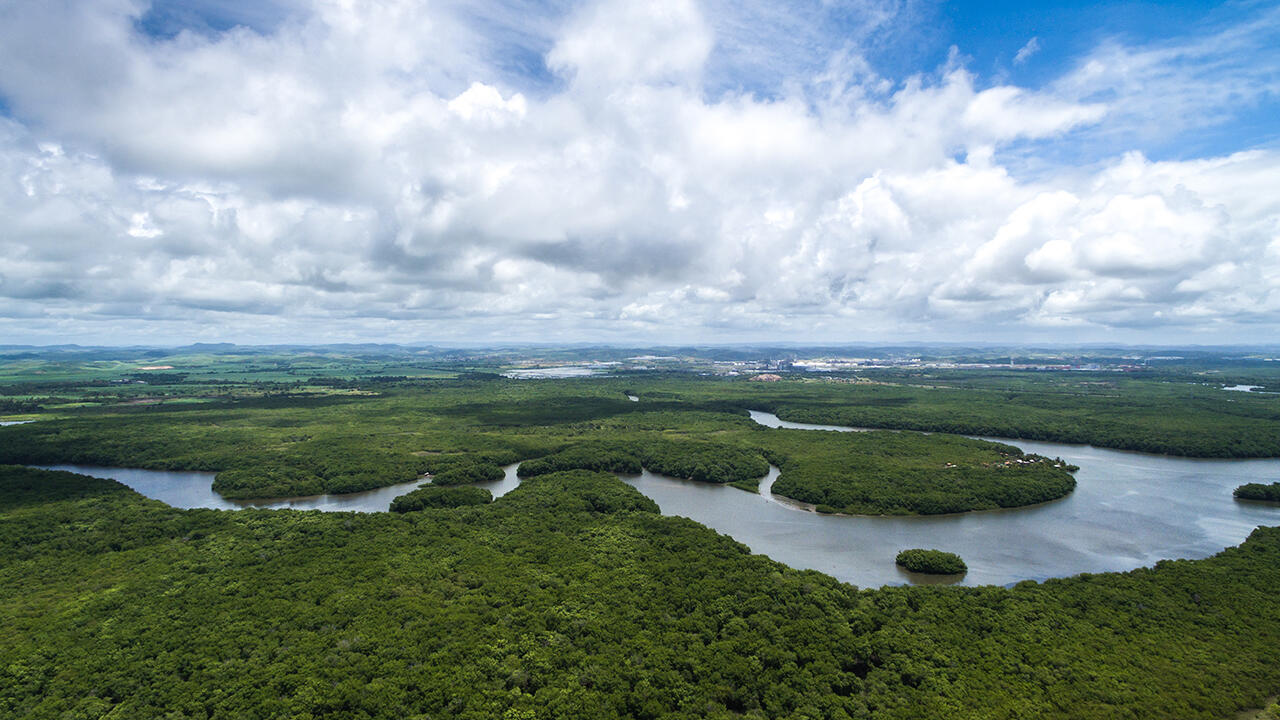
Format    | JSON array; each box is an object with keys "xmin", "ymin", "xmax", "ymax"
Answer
[
  {"xmin": 30, "ymin": 410, "xmax": 1280, "ymax": 588},
  {"xmin": 33, "ymin": 464, "xmax": 430, "ymax": 512}
]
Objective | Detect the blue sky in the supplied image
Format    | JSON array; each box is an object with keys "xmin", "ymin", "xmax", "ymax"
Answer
[
  {"xmin": 0, "ymin": 0, "xmax": 1277, "ymax": 345},
  {"xmin": 121, "ymin": 0, "xmax": 1280, "ymax": 162}
]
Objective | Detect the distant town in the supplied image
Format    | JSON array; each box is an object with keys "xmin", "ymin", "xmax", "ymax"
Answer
[{"xmin": 500, "ymin": 351, "xmax": 1247, "ymax": 378}]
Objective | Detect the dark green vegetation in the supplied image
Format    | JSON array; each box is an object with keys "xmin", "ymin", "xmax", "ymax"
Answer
[
  {"xmin": 640, "ymin": 375, "xmax": 1280, "ymax": 458},
  {"xmin": 3, "ymin": 465, "xmax": 1280, "ymax": 719},
  {"xmin": 3, "ymin": 348, "xmax": 1280, "ymax": 717},
  {"xmin": 211, "ymin": 465, "xmax": 327, "ymax": 499},
  {"xmin": 0, "ymin": 377, "xmax": 1076, "ymax": 515},
  {"xmin": 517, "ymin": 439, "xmax": 768, "ymax": 486},
  {"xmin": 1236, "ymin": 482, "xmax": 1280, "ymax": 502},
  {"xmin": 517, "ymin": 441, "xmax": 644, "ymax": 476},
  {"xmin": 429, "ymin": 459, "xmax": 507, "ymax": 486},
  {"xmin": 389, "ymin": 485, "xmax": 492, "ymax": 512},
  {"xmin": 4, "ymin": 344, "xmax": 1279, "ymax": 460},
  {"xmin": 764, "ymin": 431, "xmax": 1076, "ymax": 515},
  {"xmin": 895, "ymin": 549, "xmax": 968, "ymax": 575}
]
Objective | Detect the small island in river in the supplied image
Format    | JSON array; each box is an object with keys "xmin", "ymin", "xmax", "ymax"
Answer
[
  {"xmin": 896, "ymin": 548, "xmax": 968, "ymax": 575},
  {"xmin": 1236, "ymin": 482, "xmax": 1280, "ymax": 502}
]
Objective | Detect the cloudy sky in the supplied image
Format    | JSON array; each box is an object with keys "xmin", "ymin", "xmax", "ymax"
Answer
[{"xmin": 1, "ymin": 0, "xmax": 1278, "ymax": 345}]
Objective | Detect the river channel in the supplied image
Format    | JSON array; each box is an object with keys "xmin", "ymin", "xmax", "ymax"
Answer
[{"xmin": 32, "ymin": 410, "xmax": 1280, "ymax": 587}]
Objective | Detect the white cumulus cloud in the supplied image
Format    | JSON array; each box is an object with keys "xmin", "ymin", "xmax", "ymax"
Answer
[{"xmin": 0, "ymin": 0, "xmax": 1276, "ymax": 344}]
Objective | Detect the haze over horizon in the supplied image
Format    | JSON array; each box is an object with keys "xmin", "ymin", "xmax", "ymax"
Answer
[{"xmin": 1, "ymin": 0, "xmax": 1278, "ymax": 346}]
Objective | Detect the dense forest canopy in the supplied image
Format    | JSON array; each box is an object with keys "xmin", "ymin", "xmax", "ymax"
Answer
[
  {"xmin": 3, "ymin": 352, "xmax": 1280, "ymax": 718},
  {"xmin": 2, "ymin": 465, "xmax": 1279, "ymax": 719},
  {"xmin": 389, "ymin": 485, "xmax": 492, "ymax": 512},
  {"xmin": 1236, "ymin": 482, "xmax": 1280, "ymax": 502},
  {"xmin": 895, "ymin": 549, "xmax": 968, "ymax": 575},
  {"xmin": 0, "ymin": 379, "xmax": 1079, "ymax": 515},
  {"xmin": 628, "ymin": 375, "xmax": 1280, "ymax": 458}
]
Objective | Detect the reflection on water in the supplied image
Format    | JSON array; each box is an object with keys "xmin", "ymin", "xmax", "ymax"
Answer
[
  {"xmin": 35, "ymin": 464, "xmax": 423, "ymax": 512},
  {"xmin": 698, "ymin": 413, "xmax": 1280, "ymax": 587},
  {"xmin": 36, "ymin": 462, "xmax": 527, "ymax": 513},
  {"xmin": 503, "ymin": 365, "xmax": 609, "ymax": 379},
  {"xmin": 33, "ymin": 414, "xmax": 1280, "ymax": 588},
  {"xmin": 474, "ymin": 463, "xmax": 522, "ymax": 499},
  {"xmin": 748, "ymin": 410, "xmax": 871, "ymax": 432}
]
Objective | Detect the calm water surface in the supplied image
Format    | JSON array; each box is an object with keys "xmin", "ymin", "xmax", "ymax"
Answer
[
  {"xmin": 35, "ymin": 462, "xmax": 525, "ymax": 513},
  {"xmin": 703, "ymin": 412, "xmax": 1280, "ymax": 586},
  {"xmin": 748, "ymin": 409, "xmax": 871, "ymax": 432},
  {"xmin": 503, "ymin": 365, "xmax": 611, "ymax": 379},
  {"xmin": 35, "ymin": 464, "xmax": 432, "ymax": 512},
  {"xmin": 37, "ymin": 414, "xmax": 1280, "ymax": 588}
]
